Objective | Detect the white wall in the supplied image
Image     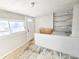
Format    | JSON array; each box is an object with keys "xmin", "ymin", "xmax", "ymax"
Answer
[
  {"xmin": 72, "ymin": 4, "xmax": 79, "ymax": 37},
  {"xmin": 0, "ymin": 10, "xmax": 33, "ymax": 59},
  {"xmin": 0, "ymin": 10, "xmax": 25, "ymax": 20},
  {"xmin": 35, "ymin": 14, "xmax": 53, "ymax": 31},
  {"xmin": 35, "ymin": 33, "xmax": 79, "ymax": 58},
  {"xmin": 0, "ymin": 31, "xmax": 28, "ymax": 59}
]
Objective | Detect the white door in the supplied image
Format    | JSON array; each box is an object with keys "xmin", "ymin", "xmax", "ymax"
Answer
[{"xmin": 27, "ymin": 21, "xmax": 35, "ymax": 40}]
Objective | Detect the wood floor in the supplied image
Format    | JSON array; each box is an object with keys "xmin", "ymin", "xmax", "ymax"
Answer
[{"xmin": 4, "ymin": 40, "xmax": 79, "ymax": 59}]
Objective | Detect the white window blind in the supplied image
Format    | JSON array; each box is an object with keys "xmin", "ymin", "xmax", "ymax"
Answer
[
  {"xmin": 9, "ymin": 21, "xmax": 25, "ymax": 33},
  {"xmin": 0, "ymin": 21, "xmax": 10, "ymax": 36}
]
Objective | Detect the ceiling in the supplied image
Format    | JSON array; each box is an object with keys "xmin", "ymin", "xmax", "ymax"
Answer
[{"xmin": 0, "ymin": 0, "xmax": 79, "ymax": 17}]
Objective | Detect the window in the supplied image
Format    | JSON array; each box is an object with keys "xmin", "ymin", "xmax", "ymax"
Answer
[
  {"xmin": 0, "ymin": 21, "xmax": 10, "ymax": 36},
  {"xmin": 0, "ymin": 19, "xmax": 25, "ymax": 36},
  {"xmin": 9, "ymin": 21, "xmax": 25, "ymax": 33}
]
